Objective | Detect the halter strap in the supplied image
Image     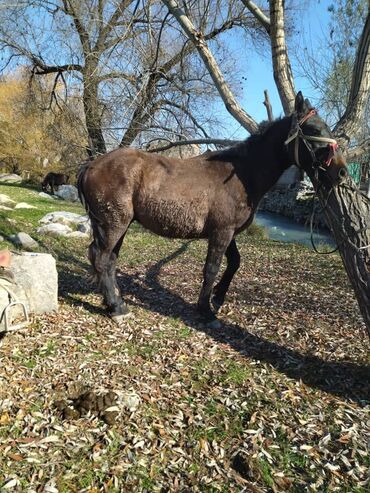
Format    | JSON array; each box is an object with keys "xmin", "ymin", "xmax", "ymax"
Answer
[{"xmin": 285, "ymin": 110, "xmax": 339, "ymax": 168}]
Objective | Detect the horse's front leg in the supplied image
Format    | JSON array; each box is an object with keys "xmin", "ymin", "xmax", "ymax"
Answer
[
  {"xmin": 212, "ymin": 239, "xmax": 240, "ymax": 311},
  {"xmin": 197, "ymin": 230, "xmax": 233, "ymax": 327}
]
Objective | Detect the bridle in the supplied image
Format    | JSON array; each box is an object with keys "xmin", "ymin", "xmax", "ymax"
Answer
[{"xmin": 285, "ymin": 109, "xmax": 339, "ymax": 170}]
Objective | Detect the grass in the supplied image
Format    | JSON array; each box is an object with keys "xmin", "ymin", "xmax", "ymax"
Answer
[{"xmin": 0, "ymin": 183, "xmax": 368, "ymax": 492}]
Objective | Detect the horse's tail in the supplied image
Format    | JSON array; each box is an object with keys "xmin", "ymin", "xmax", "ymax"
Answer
[
  {"xmin": 77, "ymin": 162, "xmax": 107, "ymax": 256},
  {"xmin": 77, "ymin": 163, "xmax": 89, "ymax": 208}
]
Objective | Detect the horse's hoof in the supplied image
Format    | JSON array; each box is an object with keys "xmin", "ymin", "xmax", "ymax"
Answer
[
  {"xmin": 206, "ymin": 318, "xmax": 222, "ymax": 329},
  {"xmin": 111, "ymin": 312, "xmax": 132, "ymax": 325}
]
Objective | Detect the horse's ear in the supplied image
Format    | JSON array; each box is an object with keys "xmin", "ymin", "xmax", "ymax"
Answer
[{"xmin": 294, "ymin": 91, "xmax": 305, "ymax": 115}]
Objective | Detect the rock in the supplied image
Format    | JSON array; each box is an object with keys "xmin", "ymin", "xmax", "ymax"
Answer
[
  {"xmin": 55, "ymin": 185, "xmax": 79, "ymax": 202},
  {"xmin": 259, "ymin": 181, "xmax": 327, "ymax": 228},
  {"xmin": 77, "ymin": 221, "xmax": 91, "ymax": 234},
  {"xmin": 39, "ymin": 211, "xmax": 88, "ymax": 226},
  {"xmin": 37, "ymin": 223, "xmax": 72, "ymax": 237},
  {"xmin": 39, "ymin": 192, "xmax": 58, "ymax": 200},
  {"xmin": 14, "ymin": 202, "xmax": 37, "ymax": 209},
  {"xmin": 8, "ymin": 232, "xmax": 39, "ymax": 250},
  {"xmin": 0, "ymin": 205, "xmax": 14, "ymax": 211},
  {"xmin": 0, "ymin": 194, "xmax": 15, "ymax": 205},
  {"xmin": 0, "ymin": 252, "xmax": 58, "ymax": 330},
  {"xmin": 0, "ymin": 173, "xmax": 22, "ymax": 183},
  {"xmin": 66, "ymin": 231, "xmax": 89, "ymax": 239}
]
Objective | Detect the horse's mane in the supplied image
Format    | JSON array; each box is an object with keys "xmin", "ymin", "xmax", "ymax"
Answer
[{"xmin": 207, "ymin": 117, "xmax": 284, "ymax": 161}]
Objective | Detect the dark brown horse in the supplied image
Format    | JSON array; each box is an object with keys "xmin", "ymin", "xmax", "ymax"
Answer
[
  {"xmin": 42, "ymin": 172, "xmax": 70, "ymax": 194},
  {"xmin": 78, "ymin": 92, "xmax": 347, "ymax": 327}
]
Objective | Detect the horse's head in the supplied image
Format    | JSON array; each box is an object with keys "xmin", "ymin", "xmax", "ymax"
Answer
[{"xmin": 285, "ymin": 92, "xmax": 347, "ymax": 186}]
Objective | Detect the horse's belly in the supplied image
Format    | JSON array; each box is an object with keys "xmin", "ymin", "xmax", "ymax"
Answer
[{"xmin": 135, "ymin": 196, "xmax": 208, "ymax": 238}]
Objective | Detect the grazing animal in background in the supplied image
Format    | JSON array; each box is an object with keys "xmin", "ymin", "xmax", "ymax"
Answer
[
  {"xmin": 77, "ymin": 92, "xmax": 347, "ymax": 327},
  {"xmin": 42, "ymin": 172, "xmax": 69, "ymax": 194}
]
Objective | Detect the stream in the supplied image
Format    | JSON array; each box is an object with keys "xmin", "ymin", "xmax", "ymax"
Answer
[{"xmin": 255, "ymin": 211, "xmax": 335, "ymax": 248}]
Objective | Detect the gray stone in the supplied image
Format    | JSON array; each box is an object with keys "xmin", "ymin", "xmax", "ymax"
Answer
[
  {"xmin": 66, "ymin": 231, "xmax": 89, "ymax": 239},
  {"xmin": 39, "ymin": 192, "xmax": 58, "ymax": 200},
  {"xmin": 0, "ymin": 194, "xmax": 15, "ymax": 205},
  {"xmin": 259, "ymin": 181, "xmax": 327, "ymax": 228},
  {"xmin": 55, "ymin": 185, "xmax": 79, "ymax": 202},
  {"xmin": 14, "ymin": 202, "xmax": 37, "ymax": 209},
  {"xmin": 37, "ymin": 223, "xmax": 72, "ymax": 237},
  {"xmin": 0, "ymin": 205, "xmax": 13, "ymax": 211},
  {"xmin": 8, "ymin": 232, "xmax": 39, "ymax": 250},
  {"xmin": 39, "ymin": 211, "xmax": 87, "ymax": 226},
  {"xmin": 0, "ymin": 252, "xmax": 58, "ymax": 330},
  {"xmin": 0, "ymin": 174, "xmax": 22, "ymax": 183}
]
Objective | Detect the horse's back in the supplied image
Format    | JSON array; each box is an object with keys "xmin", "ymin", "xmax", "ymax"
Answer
[{"xmin": 81, "ymin": 147, "xmax": 250, "ymax": 239}]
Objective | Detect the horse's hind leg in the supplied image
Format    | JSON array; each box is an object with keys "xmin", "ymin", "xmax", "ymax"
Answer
[
  {"xmin": 89, "ymin": 219, "xmax": 132, "ymax": 322},
  {"xmin": 197, "ymin": 230, "xmax": 233, "ymax": 327},
  {"xmin": 212, "ymin": 239, "xmax": 240, "ymax": 311}
]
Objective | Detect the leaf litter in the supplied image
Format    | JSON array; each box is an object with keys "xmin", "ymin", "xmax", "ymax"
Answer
[{"xmin": 0, "ymin": 231, "xmax": 369, "ymax": 492}]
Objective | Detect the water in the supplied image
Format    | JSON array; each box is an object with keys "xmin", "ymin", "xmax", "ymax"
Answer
[{"xmin": 255, "ymin": 211, "xmax": 335, "ymax": 248}]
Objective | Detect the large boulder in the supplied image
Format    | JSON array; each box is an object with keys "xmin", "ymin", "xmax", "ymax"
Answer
[
  {"xmin": 14, "ymin": 202, "xmax": 37, "ymax": 209},
  {"xmin": 39, "ymin": 211, "xmax": 88, "ymax": 226},
  {"xmin": 37, "ymin": 223, "xmax": 72, "ymax": 237},
  {"xmin": 0, "ymin": 194, "xmax": 15, "ymax": 206},
  {"xmin": 55, "ymin": 185, "xmax": 79, "ymax": 202},
  {"xmin": 8, "ymin": 232, "xmax": 39, "ymax": 250},
  {"xmin": 0, "ymin": 174, "xmax": 22, "ymax": 184},
  {"xmin": 39, "ymin": 192, "xmax": 58, "ymax": 200},
  {"xmin": 0, "ymin": 252, "xmax": 58, "ymax": 331}
]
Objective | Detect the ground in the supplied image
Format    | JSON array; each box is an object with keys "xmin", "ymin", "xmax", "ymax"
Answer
[{"xmin": 0, "ymin": 183, "xmax": 368, "ymax": 493}]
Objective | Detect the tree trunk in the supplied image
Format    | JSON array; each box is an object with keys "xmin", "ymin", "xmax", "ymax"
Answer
[
  {"xmin": 269, "ymin": 0, "xmax": 296, "ymax": 115},
  {"xmin": 333, "ymin": 12, "xmax": 370, "ymax": 147},
  {"xmin": 310, "ymin": 173, "xmax": 370, "ymax": 336},
  {"xmin": 83, "ymin": 68, "xmax": 106, "ymax": 156}
]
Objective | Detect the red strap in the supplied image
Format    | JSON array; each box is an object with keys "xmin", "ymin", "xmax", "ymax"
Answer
[{"xmin": 299, "ymin": 109, "xmax": 317, "ymax": 126}]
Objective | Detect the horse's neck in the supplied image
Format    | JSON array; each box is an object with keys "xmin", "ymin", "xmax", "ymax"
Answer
[{"xmin": 243, "ymin": 117, "xmax": 292, "ymax": 203}]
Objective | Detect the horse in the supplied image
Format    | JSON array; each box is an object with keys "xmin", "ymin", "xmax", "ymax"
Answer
[
  {"xmin": 42, "ymin": 172, "xmax": 70, "ymax": 194},
  {"xmin": 77, "ymin": 92, "xmax": 347, "ymax": 327}
]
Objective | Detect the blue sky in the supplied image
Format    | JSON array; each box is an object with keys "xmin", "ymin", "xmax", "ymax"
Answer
[{"xmin": 218, "ymin": 0, "xmax": 334, "ymax": 140}]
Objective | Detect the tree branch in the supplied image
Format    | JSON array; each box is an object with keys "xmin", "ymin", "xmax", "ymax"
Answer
[
  {"xmin": 240, "ymin": 0, "xmax": 270, "ymax": 34},
  {"xmin": 333, "ymin": 11, "xmax": 370, "ymax": 146},
  {"xmin": 263, "ymin": 89, "xmax": 274, "ymax": 121},
  {"xmin": 161, "ymin": 0, "xmax": 259, "ymax": 134},
  {"xmin": 147, "ymin": 138, "xmax": 240, "ymax": 153},
  {"xmin": 346, "ymin": 139, "xmax": 370, "ymax": 160},
  {"xmin": 269, "ymin": 0, "xmax": 296, "ymax": 114}
]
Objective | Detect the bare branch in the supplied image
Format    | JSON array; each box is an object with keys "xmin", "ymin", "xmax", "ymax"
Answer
[
  {"xmin": 263, "ymin": 89, "xmax": 274, "ymax": 121},
  {"xmin": 346, "ymin": 139, "xmax": 370, "ymax": 160},
  {"xmin": 240, "ymin": 0, "xmax": 270, "ymax": 34},
  {"xmin": 161, "ymin": 0, "xmax": 259, "ymax": 134},
  {"xmin": 147, "ymin": 138, "xmax": 240, "ymax": 153},
  {"xmin": 269, "ymin": 0, "xmax": 295, "ymax": 114}
]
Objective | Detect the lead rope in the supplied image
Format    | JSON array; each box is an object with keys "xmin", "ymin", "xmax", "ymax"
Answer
[{"xmin": 309, "ymin": 182, "xmax": 340, "ymax": 254}]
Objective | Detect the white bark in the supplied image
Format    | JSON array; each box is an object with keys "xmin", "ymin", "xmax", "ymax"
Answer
[
  {"xmin": 269, "ymin": 0, "xmax": 296, "ymax": 115},
  {"xmin": 241, "ymin": 0, "xmax": 270, "ymax": 33},
  {"xmin": 162, "ymin": 0, "xmax": 259, "ymax": 134}
]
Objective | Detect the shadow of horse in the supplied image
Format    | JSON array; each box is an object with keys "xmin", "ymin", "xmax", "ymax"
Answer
[{"xmin": 61, "ymin": 242, "xmax": 369, "ymax": 405}]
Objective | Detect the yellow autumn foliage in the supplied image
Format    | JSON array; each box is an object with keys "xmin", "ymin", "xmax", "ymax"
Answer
[{"xmin": 0, "ymin": 70, "xmax": 87, "ymax": 181}]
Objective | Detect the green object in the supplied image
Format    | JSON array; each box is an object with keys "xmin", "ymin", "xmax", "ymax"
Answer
[{"xmin": 347, "ymin": 162, "xmax": 361, "ymax": 184}]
